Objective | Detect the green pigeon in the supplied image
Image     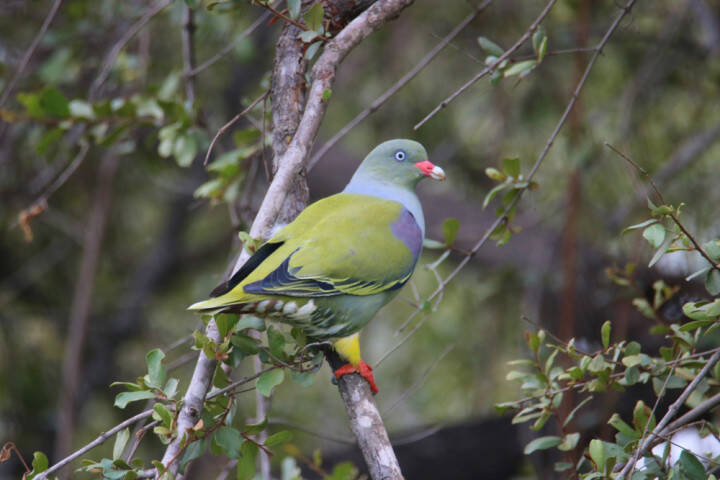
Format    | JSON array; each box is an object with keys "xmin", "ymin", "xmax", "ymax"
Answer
[{"xmin": 189, "ymin": 139, "xmax": 445, "ymax": 393}]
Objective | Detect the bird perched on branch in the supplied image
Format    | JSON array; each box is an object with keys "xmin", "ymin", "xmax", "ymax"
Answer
[{"xmin": 189, "ymin": 139, "xmax": 445, "ymax": 393}]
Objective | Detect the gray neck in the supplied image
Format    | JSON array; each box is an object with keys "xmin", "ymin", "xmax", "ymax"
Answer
[{"xmin": 343, "ymin": 178, "xmax": 425, "ymax": 235}]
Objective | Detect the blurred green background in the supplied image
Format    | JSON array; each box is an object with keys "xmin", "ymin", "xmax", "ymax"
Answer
[{"xmin": 1, "ymin": 0, "xmax": 719, "ymax": 478}]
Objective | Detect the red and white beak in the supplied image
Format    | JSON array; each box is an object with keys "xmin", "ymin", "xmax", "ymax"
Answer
[{"xmin": 414, "ymin": 160, "xmax": 446, "ymax": 181}]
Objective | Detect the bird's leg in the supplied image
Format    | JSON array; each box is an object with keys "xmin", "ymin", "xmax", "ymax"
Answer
[{"xmin": 332, "ymin": 333, "xmax": 379, "ymax": 394}]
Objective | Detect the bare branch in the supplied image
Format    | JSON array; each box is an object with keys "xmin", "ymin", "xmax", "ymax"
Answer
[
  {"xmin": 90, "ymin": 0, "xmax": 173, "ymax": 98},
  {"xmin": 326, "ymin": 350, "xmax": 405, "ymax": 480},
  {"xmin": 0, "ymin": 0, "xmax": 63, "ymax": 107},
  {"xmin": 158, "ymin": 320, "xmax": 221, "ymax": 477},
  {"xmin": 36, "ymin": 409, "xmax": 154, "ymax": 480},
  {"xmin": 204, "ymin": 91, "xmax": 268, "ymax": 166},
  {"xmin": 188, "ymin": 11, "xmax": 272, "ymax": 77},
  {"xmin": 181, "ymin": 5, "xmax": 197, "ymax": 105}
]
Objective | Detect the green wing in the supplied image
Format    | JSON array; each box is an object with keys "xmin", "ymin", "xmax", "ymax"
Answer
[
  {"xmin": 246, "ymin": 193, "xmax": 419, "ymax": 297},
  {"xmin": 189, "ymin": 193, "xmax": 421, "ymax": 311}
]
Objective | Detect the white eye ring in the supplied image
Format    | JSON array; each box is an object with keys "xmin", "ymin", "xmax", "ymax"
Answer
[{"xmin": 394, "ymin": 150, "xmax": 406, "ymax": 162}]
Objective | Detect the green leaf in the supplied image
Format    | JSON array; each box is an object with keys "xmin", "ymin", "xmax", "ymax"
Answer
[
  {"xmin": 563, "ymin": 395, "xmax": 592, "ymax": 427},
  {"xmin": 194, "ymin": 178, "xmax": 224, "ymax": 199},
  {"xmin": 299, "ymin": 29, "xmax": 319, "ymax": 43},
  {"xmin": 236, "ymin": 441, "xmax": 258, "ymax": 480},
  {"xmin": 537, "ymin": 35, "xmax": 548, "ymax": 62},
  {"xmin": 441, "ymin": 218, "xmax": 460, "ymax": 246},
  {"xmin": 36, "ymin": 127, "xmax": 64, "ymax": 155},
  {"xmin": 113, "ymin": 428, "xmax": 130, "ymax": 460},
  {"xmin": 651, "ymin": 204, "xmax": 674, "ymax": 217},
  {"xmin": 243, "ymin": 417, "xmax": 268, "ymax": 435},
  {"xmin": 173, "ymin": 132, "xmax": 198, "ymax": 167},
  {"xmin": 305, "ymin": 41, "xmax": 322, "ymax": 60},
  {"xmin": 679, "ymin": 450, "xmax": 706, "ymax": 480},
  {"xmin": 287, "ymin": 0, "xmax": 301, "ymax": 19},
  {"xmin": 524, "ymin": 435, "xmax": 562, "ymax": 454},
  {"xmin": 180, "ymin": 439, "xmax": 206, "ymax": 472},
  {"xmin": 153, "ymin": 403, "xmax": 173, "ymax": 427},
  {"xmin": 28, "ymin": 451, "xmax": 49, "ymax": 478},
  {"xmin": 648, "ymin": 235, "xmax": 672, "ymax": 268},
  {"xmin": 502, "ymin": 157, "xmax": 521, "ymax": 178},
  {"xmin": 321, "ymin": 88, "xmax": 332, "ymax": 101},
  {"xmin": 643, "ymin": 223, "xmax": 666, "ymax": 248},
  {"xmin": 422, "ymin": 238, "xmax": 446, "ymax": 250},
  {"xmin": 483, "ymin": 183, "xmax": 509, "ymax": 209},
  {"xmin": 588, "ymin": 439, "xmax": 605, "ymax": 470},
  {"xmin": 235, "ymin": 315, "xmax": 266, "ymax": 332},
  {"xmin": 608, "ymin": 413, "xmax": 639, "ymax": 439},
  {"xmin": 328, "ymin": 461, "xmax": 358, "ymax": 480},
  {"xmin": 214, "ymin": 426, "xmax": 244, "ymax": 459},
  {"xmin": 683, "ymin": 299, "xmax": 720, "ymax": 321},
  {"xmin": 477, "ymin": 37, "xmax": 504, "ymax": 57},
  {"xmin": 145, "ymin": 349, "xmax": 166, "ymax": 389},
  {"xmin": 216, "ymin": 314, "xmax": 240, "ymax": 338},
  {"xmin": 601, "ymin": 320, "xmax": 611, "ymax": 350},
  {"xmin": 39, "ymin": 87, "xmax": 71, "ymax": 117},
  {"xmin": 231, "ymin": 333, "xmax": 259, "ymax": 354},
  {"xmin": 622, "ymin": 219, "xmax": 657, "ymax": 235},
  {"xmin": 164, "ymin": 378, "xmax": 178, "ymax": 399},
  {"xmin": 704, "ymin": 240, "xmax": 720, "ymax": 260},
  {"xmin": 558, "ymin": 432, "xmax": 579, "ymax": 452},
  {"xmin": 267, "ymin": 326, "xmax": 286, "ymax": 358},
  {"xmin": 69, "ymin": 99, "xmax": 95, "ymax": 119},
  {"xmin": 304, "ymin": 3, "xmax": 324, "ymax": 32},
  {"xmin": 114, "ymin": 390, "xmax": 156, "ymax": 409},
  {"xmin": 265, "ymin": 430, "xmax": 293, "ymax": 447},
  {"xmin": 257, "ymin": 369, "xmax": 284, "ymax": 397},
  {"xmin": 532, "ymin": 26, "xmax": 546, "ymax": 54},
  {"xmin": 706, "ymin": 268, "xmax": 720, "ymax": 296},
  {"xmin": 504, "ymin": 60, "xmax": 537, "ymax": 77}
]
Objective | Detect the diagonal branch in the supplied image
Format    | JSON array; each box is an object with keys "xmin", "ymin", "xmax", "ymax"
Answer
[
  {"xmin": 307, "ymin": 0, "xmax": 494, "ymax": 170},
  {"xmin": 414, "ymin": 0, "xmax": 558, "ymax": 130},
  {"xmin": 0, "ymin": 0, "xmax": 64, "ymax": 107}
]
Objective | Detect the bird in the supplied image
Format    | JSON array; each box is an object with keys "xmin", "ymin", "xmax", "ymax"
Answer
[{"xmin": 189, "ymin": 139, "xmax": 445, "ymax": 393}]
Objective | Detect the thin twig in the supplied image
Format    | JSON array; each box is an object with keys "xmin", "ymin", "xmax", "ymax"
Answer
[
  {"xmin": 181, "ymin": 5, "xmax": 197, "ymax": 105},
  {"xmin": 204, "ymin": 92, "xmax": 268, "ymax": 166},
  {"xmin": 90, "ymin": 0, "xmax": 173, "ymax": 97},
  {"xmin": 0, "ymin": 0, "xmax": 64, "ymax": 107},
  {"xmin": 188, "ymin": 11, "xmax": 272, "ymax": 76},
  {"xmin": 382, "ymin": 345, "xmax": 454, "ymax": 414},
  {"xmin": 252, "ymin": 0, "xmax": 308, "ymax": 31},
  {"xmin": 414, "ymin": 0, "xmax": 558, "ymax": 130},
  {"xmin": 604, "ymin": 142, "xmax": 720, "ymax": 272},
  {"xmin": 35, "ymin": 409, "xmax": 154, "ymax": 480},
  {"xmin": 306, "ymin": 0, "xmax": 494, "ymax": 170}
]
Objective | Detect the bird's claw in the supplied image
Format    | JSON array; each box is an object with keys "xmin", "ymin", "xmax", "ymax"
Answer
[{"xmin": 334, "ymin": 361, "xmax": 379, "ymax": 394}]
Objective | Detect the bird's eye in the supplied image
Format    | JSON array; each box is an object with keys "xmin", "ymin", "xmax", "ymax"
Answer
[{"xmin": 394, "ymin": 150, "xmax": 406, "ymax": 162}]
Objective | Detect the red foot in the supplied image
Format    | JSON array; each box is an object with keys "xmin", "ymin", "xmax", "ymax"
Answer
[{"xmin": 334, "ymin": 361, "xmax": 379, "ymax": 394}]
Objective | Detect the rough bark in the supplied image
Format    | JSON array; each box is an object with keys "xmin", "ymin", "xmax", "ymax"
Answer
[{"xmin": 326, "ymin": 350, "xmax": 404, "ymax": 480}]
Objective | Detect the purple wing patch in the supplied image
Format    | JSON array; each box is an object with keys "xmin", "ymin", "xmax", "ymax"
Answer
[{"xmin": 390, "ymin": 208, "xmax": 423, "ymax": 262}]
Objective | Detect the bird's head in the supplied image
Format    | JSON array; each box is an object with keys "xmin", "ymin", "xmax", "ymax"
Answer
[{"xmin": 353, "ymin": 139, "xmax": 445, "ymax": 189}]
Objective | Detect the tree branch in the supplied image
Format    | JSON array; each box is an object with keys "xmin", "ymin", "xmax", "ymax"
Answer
[
  {"xmin": 326, "ymin": 350, "xmax": 404, "ymax": 480},
  {"xmin": 0, "ymin": 0, "xmax": 64, "ymax": 107},
  {"xmin": 617, "ymin": 349, "xmax": 720, "ymax": 478}
]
